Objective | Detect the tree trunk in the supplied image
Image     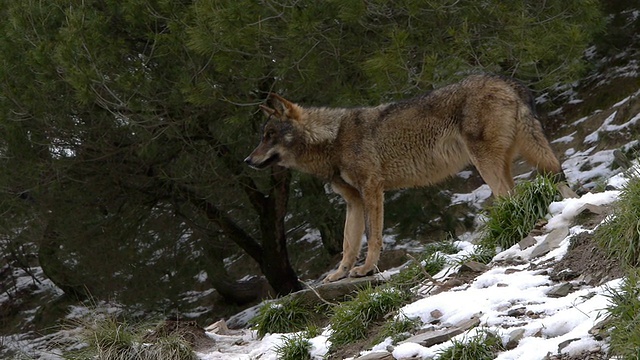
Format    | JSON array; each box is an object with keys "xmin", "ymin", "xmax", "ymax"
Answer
[
  {"xmin": 38, "ymin": 223, "xmax": 91, "ymax": 300},
  {"xmin": 176, "ymin": 180, "xmax": 301, "ymax": 296},
  {"xmin": 257, "ymin": 166, "xmax": 302, "ymax": 295},
  {"xmin": 199, "ymin": 237, "xmax": 273, "ymax": 305},
  {"xmin": 207, "ymin": 134, "xmax": 301, "ymax": 295}
]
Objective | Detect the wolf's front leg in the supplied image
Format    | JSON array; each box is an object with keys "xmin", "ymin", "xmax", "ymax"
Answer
[
  {"xmin": 324, "ymin": 182, "xmax": 365, "ymax": 283},
  {"xmin": 350, "ymin": 182, "xmax": 384, "ymax": 278}
]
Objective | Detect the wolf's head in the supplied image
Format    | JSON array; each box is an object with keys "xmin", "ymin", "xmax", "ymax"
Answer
[{"xmin": 244, "ymin": 93, "xmax": 303, "ymax": 170}]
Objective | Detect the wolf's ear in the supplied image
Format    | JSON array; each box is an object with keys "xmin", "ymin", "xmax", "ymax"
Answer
[
  {"xmin": 268, "ymin": 93, "xmax": 301, "ymax": 120},
  {"xmin": 259, "ymin": 104, "xmax": 277, "ymax": 118}
]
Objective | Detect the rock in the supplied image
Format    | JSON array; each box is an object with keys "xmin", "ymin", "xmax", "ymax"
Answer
[
  {"xmin": 226, "ymin": 305, "xmax": 261, "ymax": 329},
  {"xmin": 545, "ymin": 226, "xmax": 569, "ymax": 247},
  {"xmin": 226, "ymin": 276, "xmax": 384, "ymax": 329},
  {"xmin": 205, "ymin": 319, "xmax": 243, "ymax": 335},
  {"xmin": 551, "ymin": 269, "xmax": 579, "ymax": 281},
  {"xmin": 458, "ymin": 260, "xmax": 489, "ymax": 273},
  {"xmin": 292, "ymin": 276, "xmax": 385, "ymax": 306},
  {"xmin": 432, "ymin": 278, "xmax": 466, "ymax": 295},
  {"xmin": 529, "ymin": 219, "xmax": 548, "ymax": 236},
  {"xmin": 356, "ymin": 351, "xmax": 395, "ymax": 360},
  {"xmin": 401, "ymin": 315, "xmax": 480, "ymax": 347},
  {"xmin": 558, "ymin": 338, "xmax": 581, "ymax": 352},
  {"xmin": 498, "ymin": 254, "xmax": 527, "ymax": 265},
  {"xmin": 443, "ymin": 278, "xmax": 464, "ymax": 288},
  {"xmin": 527, "ymin": 311, "xmax": 541, "ymax": 319},
  {"xmin": 505, "ymin": 328, "xmax": 526, "ymax": 350},
  {"xmin": 574, "ymin": 203, "xmax": 606, "ymax": 216},
  {"xmin": 530, "ymin": 226, "xmax": 569, "ymax": 258},
  {"xmin": 504, "ymin": 268, "xmax": 522, "ymax": 274},
  {"xmin": 507, "ymin": 307, "xmax": 527, "ymax": 317},
  {"xmin": 578, "ymin": 274, "xmax": 593, "ymax": 285},
  {"xmin": 430, "ymin": 309, "xmax": 443, "ymax": 320},
  {"xmin": 613, "ymin": 149, "xmax": 632, "ymax": 170},
  {"xmin": 529, "ymin": 228, "xmax": 544, "ymax": 237},
  {"xmin": 557, "ymin": 182, "xmax": 579, "ymax": 199},
  {"xmin": 547, "ymin": 283, "xmax": 573, "ymax": 298},
  {"xmin": 519, "ymin": 236, "xmax": 537, "ymax": 250},
  {"xmin": 589, "ymin": 317, "xmax": 612, "ymax": 340}
]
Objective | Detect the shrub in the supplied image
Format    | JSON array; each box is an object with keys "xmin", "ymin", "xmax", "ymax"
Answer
[
  {"xmin": 479, "ymin": 175, "xmax": 558, "ymax": 251},
  {"xmin": 390, "ymin": 240, "xmax": 457, "ymax": 288},
  {"xmin": 250, "ymin": 298, "xmax": 314, "ymax": 339},
  {"xmin": 329, "ymin": 286, "xmax": 409, "ymax": 348},
  {"xmin": 376, "ymin": 313, "xmax": 422, "ymax": 344},
  {"xmin": 437, "ymin": 330, "xmax": 504, "ymax": 360},
  {"xmin": 390, "ymin": 253, "xmax": 445, "ymax": 289},
  {"xmin": 458, "ymin": 245, "xmax": 496, "ymax": 265},
  {"xmin": 424, "ymin": 239, "xmax": 459, "ymax": 256},
  {"xmin": 604, "ymin": 269, "xmax": 640, "ymax": 360},
  {"xmin": 594, "ymin": 170, "xmax": 640, "ymax": 267},
  {"xmin": 274, "ymin": 332, "xmax": 313, "ymax": 360},
  {"xmin": 67, "ymin": 315, "xmax": 195, "ymax": 360}
]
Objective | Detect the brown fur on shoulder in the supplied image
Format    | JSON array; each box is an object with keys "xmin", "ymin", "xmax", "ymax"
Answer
[{"xmin": 245, "ymin": 74, "xmax": 563, "ymax": 282}]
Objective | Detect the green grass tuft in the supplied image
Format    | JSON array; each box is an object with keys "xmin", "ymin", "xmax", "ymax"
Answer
[
  {"xmin": 274, "ymin": 332, "xmax": 313, "ymax": 360},
  {"xmin": 604, "ymin": 269, "xmax": 640, "ymax": 359},
  {"xmin": 458, "ymin": 245, "xmax": 496, "ymax": 265},
  {"xmin": 375, "ymin": 313, "xmax": 422, "ymax": 344},
  {"xmin": 437, "ymin": 330, "xmax": 504, "ymax": 360},
  {"xmin": 390, "ymin": 253, "xmax": 446, "ymax": 288},
  {"xmin": 479, "ymin": 175, "xmax": 558, "ymax": 251},
  {"xmin": 66, "ymin": 315, "xmax": 195, "ymax": 360},
  {"xmin": 329, "ymin": 286, "xmax": 409, "ymax": 348},
  {"xmin": 250, "ymin": 298, "xmax": 314, "ymax": 339},
  {"xmin": 390, "ymin": 240, "xmax": 456, "ymax": 288},
  {"xmin": 424, "ymin": 239, "xmax": 459, "ymax": 255},
  {"xmin": 594, "ymin": 170, "xmax": 640, "ymax": 267}
]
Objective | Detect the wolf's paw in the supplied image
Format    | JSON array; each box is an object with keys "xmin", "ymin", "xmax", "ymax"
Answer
[
  {"xmin": 349, "ymin": 264, "xmax": 375, "ymax": 278},
  {"xmin": 323, "ymin": 267, "xmax": 349, "ymax": 283}
]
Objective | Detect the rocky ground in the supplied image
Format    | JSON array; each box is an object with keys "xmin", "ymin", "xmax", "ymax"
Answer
[{"xmin": 196, "ymin": 167, "xmax": 635, "ymax": 359}]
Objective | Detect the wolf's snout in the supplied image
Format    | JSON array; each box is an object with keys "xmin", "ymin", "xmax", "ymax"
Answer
[{"xmin": 244, "ymin": 154, "xmax": 264, "ymax": 170}]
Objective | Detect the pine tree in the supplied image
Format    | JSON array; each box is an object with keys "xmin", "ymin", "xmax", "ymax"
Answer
[{"xmin": 0, "ymin": 0, "xmax": 603, "ymax": 308}]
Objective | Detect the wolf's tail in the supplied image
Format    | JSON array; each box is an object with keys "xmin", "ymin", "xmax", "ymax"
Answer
[{"xmin": 515, "ymin": 94, "xmax": 564, "ymax": 180}]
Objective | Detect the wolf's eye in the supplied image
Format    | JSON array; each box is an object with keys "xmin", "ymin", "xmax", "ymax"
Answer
[{"xmin": 264, "ymin": 130, "xmax": 276, "ymax": 140}]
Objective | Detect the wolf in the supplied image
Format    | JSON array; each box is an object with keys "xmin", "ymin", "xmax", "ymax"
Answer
[{"xmin": 245, "ymin": 74, "xmax": 563, "ymax": 282}]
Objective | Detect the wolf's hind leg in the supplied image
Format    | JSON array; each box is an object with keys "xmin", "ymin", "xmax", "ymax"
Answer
[{"xmin": 324, "ymin": 182, "xmax": 365, "ymax": 283}]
